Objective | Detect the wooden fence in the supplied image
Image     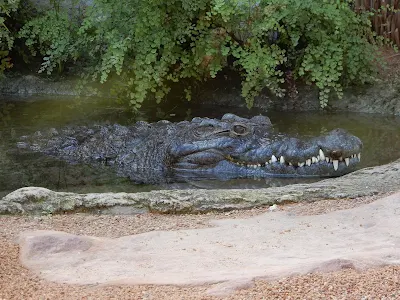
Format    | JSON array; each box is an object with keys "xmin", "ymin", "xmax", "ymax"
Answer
[{"xmin": 354, "ymin": 0, "xmax": 400, "ymax": 46}]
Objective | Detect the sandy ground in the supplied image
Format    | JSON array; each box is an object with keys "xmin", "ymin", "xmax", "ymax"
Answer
[{"xmin": 1, "ymin": 194, "xmax": 400, "ymax": 299}]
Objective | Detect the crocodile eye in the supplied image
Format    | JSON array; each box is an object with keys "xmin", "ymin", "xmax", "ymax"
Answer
[{"xmin": 232, "ymin": 123, "xmax": 250, "ymax": 136}]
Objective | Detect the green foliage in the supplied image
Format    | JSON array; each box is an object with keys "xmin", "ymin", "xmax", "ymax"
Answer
[
  {"xmin": 19, "ymin": 9, "xmax": 80, "ymax": 74},
  {"xmin": 291, "ymin": 0, "xmax": 381, "ymax": 107},
  {"xmin": 17, "ymin": 0, "xmax": 385, "ymax": 109},
  {"xmin": 0, "ymin": 0, "xmax": 20, "ymax": 74}
]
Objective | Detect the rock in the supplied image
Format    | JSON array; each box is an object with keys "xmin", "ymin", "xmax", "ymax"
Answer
[
  {"xmin": 192, "ymin": 71, "xmax": 400, "ymax": 115},
  {"xmin": 0, "ymin": 73, "xmax": 115, "ymax": 99},
  {"xmin": 2, "ymin": 72, "xmax": 400, "ymax": 115},
  {"xmin": 17, "ymin": 191, "xmax": 400, "ymax": 291},
  {"xmin": 0, "ymin": 75, "xmax": 95, "ymax": 98},
  {"xmin": 268, "ymin": 204, "xmax": 278, "ymax": 212},
  {"xmin": 1, "ymin": 159, "xmax": 400, "ymax": 215}
]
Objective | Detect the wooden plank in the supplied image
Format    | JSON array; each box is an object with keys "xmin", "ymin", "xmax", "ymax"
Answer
[
  {"xmin": 391, "ymin": 15, "xmax": 396, "ymax": 39},
  {"xmin": 395, "ymin": 28, "xmax": 400, "ymax": 46},
  {"xmin": 368, "ymin": 0, "xmax": 373, "ymax": 10},
  {"xmin": 387, "ymin": 15, "xmax": 393, "ymax": 39},
  {"xmin": 374, "ymin": 15, "xmax": 380, "ymax": 35},
  {"xmin": 354, "ymin": 0, "xmax": 360, "ymax": 11},
  {"xmin": 373, "ymin": 0, "xmax": 380, "ymax": 10},
  {"xmin": 382, "ymin": 1, "xmax": 387, "ymax": 25},
  {"xmin": 396, "ymin": 12, "xmax": 400, "ymax": 30}
]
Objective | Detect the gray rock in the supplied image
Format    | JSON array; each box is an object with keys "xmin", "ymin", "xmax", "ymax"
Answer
[
  {"xmin": 0, "ymin": 75, "xmax": 83, "ymax": 97},
  {"xmin": 1, "ymin": 158, "xmax": 399, "ymax": 215},
  {"xmin": 17, "ymin": 191, "xmax": 400, "ymax": 292}
]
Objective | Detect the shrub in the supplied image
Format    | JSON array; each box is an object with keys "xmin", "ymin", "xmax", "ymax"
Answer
[
  {"xmin": 18, "ymin": 0, "xmax": 385, "ymax": 109},
  {"xmin": 0, "ymin": 0, "xmax": 20, "ymax": 74}
]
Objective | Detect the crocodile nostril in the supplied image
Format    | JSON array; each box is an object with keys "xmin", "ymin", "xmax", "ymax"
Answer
[{"xmin": 330, "ymin": 150, "xmax": 343, "ymax": 159}]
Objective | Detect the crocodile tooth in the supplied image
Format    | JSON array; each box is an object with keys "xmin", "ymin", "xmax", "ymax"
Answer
[
  {"xmin": 298, "ymin": 162, "xmax": 305, "ymax": 167},
  {"xmin": 306, "ymin": 159, "xmax": 311, "ymax": 166},
  {"xmin": 271, "ymin": 155, "xmax": 277, "ymax": 163},
  {"xmin": 345, "ymin": 157, "xmax": 350, "ymax": 166},
  {"xmin": 254, "ymin": 165, "xmax": 258, "ymax": 168},
  {"xmin": 357, "ymin": 153, "xmax": 361, "ymax": 161},
  {"xmin": 339, "ymin": 157, "xmax": 343, "ymax": 162},
  {"xmin": 268, "ymin": 160, "xmax": 272, "ymax": 164},
  {"xmin": 333, "ymin": 160, "xmax": 339, "ymax": 171},
  {"xmin": 257, "ymin": 163, "xmax": 261, "ymax": 167},
  {"xmin": 312, "ymin": 156, "xmax": 318, "ymax": 163},
  {"xmin": 325, "ymin": 157, "xmax": 329, "ymax": 163},
  {"xmin": 280, "ymin": 156, "xmax": 285, "ymax": 164},
  {"xmin": 265, "ymin": 161, "xmax": 269, "ymax": 165},
  {"xmin": 319, "ymin": 149, "xmax": 326, "ymax": 160},
  {"xmin": 289, "ymin": 162, "xmax": 292, "ymax": 166}
]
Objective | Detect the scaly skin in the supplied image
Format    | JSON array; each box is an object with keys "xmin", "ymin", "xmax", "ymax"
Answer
[{"xmin": 17, "ymin": 114, "xmax": 363, "ymax": 184}]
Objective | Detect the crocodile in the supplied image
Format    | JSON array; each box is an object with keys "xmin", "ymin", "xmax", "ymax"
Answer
[{"xmin": 17, "ymin": 113, "xmax": 362, "ymax": 184}]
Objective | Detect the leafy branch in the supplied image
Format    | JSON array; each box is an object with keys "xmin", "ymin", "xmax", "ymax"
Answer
[{"xmin": 16, "ymin": 0, "xmax": 388, "ymax": 109}]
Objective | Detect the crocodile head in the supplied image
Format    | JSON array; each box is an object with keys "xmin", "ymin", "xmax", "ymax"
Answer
[{"xmin": 168, "ymin": 113, "xmax": 362, "ymax": 181}]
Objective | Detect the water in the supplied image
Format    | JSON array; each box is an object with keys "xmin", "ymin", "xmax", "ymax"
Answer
[{"xmin": 1, "ymin": 97, "xmax": 400, "ymax": 198}]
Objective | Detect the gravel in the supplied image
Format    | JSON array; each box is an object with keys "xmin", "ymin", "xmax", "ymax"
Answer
[{"xmin": 1, "ymin": 194, "xmax": 399, "ymax": 299}]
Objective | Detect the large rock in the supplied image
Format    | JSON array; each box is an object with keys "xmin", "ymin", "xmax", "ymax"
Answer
[
  {"xmin": 18, "ymin": 191, "xmax": 400, "ymax": 295},
  {"xmin": 1, "ymin": 158, "xmax": 399, "ymax": 215}
]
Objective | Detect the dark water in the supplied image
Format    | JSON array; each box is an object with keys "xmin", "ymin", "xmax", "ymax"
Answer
[{"xmin": 1, "ymin": 97, "xmax": 400, "ymax": 198}]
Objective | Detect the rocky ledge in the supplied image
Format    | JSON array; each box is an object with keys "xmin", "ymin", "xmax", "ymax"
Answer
[
  {"xmin": 2, "ymin": 74, "xmax": 400, "ymax": 116},
  {"xmin": 1, "ymin": 159, "xmax": 399, "ymax": 215}
]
